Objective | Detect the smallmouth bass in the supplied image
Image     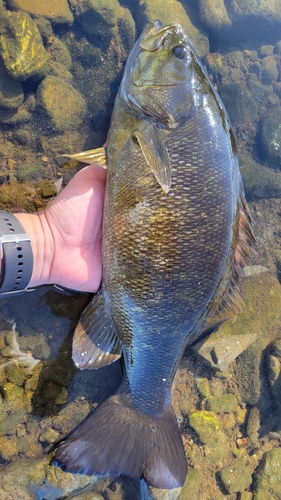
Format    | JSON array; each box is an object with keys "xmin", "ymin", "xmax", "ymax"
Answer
[{"xmin": 54, "ymin": 20, "xmax": 256, "ymax": 490}]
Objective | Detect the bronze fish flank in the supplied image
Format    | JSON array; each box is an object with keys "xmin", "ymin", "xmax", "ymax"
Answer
[{"xmin": 54, "ymin": 20, "xmax": 256, "ymax": 489}]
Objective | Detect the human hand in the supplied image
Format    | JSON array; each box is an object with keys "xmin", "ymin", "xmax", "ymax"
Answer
[{"xmin": 16, "ymin": 165, "xmax": 106, "ymax": 292}]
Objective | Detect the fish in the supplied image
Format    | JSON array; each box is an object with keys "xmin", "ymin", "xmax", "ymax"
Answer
[{"xmin": 54, "ymin": 20, "xmax": 256, "ymax": 489}]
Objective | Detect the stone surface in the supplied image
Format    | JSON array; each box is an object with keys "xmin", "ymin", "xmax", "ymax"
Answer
[
  {"xmin": 192, "ymin": 270, "xmax": 281, "ymax": 374},
  {"xmin": 6, "ymin": 0, "xmax": 73, "ymax": 24},
  {"xmin": 69, "ymin": 0, "xmax": 120, "ymax": 36},
  {"xmin": 199, "ymin": 0, "xmax": 232, "ymax": 31},
  {"xmin": 254, "ymin": 447, "xmax": 281, "ymax": 499},
  {"xmin": 233, "ymin": 272, "xmax": 281, "ymax": 407},
  {"xmin": 239, "ymin": 151, "xmax": 281, "ymax": 200},
  {"xmin": 0, "ymin": 59, "xmax": 24, "ymax": 109},
  {"xmin": 0, "ymin": 10, "xmax": 49, "ymax": 81},
  {"xmin": 46, "ymin": 36, "xmax": 72, "ymax": 70},
  {"xmin": 138, "ymin": 0, "xmax": 209, "ymax": 57},
  {"xmin": 219, "ymin": 83, "xmax": 258, "ymax": 125},
  {"xmin": 36, "ymin": 76, "xmax": 87, "ymax": 132},
  {"xmin": 260, "ymin": 106, "xmax": 281, "ymax": 169},
  {"xmin": 219, "ymin": 459, "xmax": 252, "ymax": 494}
]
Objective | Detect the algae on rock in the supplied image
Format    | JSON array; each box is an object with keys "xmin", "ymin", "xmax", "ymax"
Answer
[
  {"xmin": 36, "ymin": 76, "xmax": 87, "ymax": 132},
  {"xmin": 0, "ymin": 11, "xmax": 49, "ymax": 81}
]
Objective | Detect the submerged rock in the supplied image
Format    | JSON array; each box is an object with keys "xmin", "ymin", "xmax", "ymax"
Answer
[
  {"xmin": 239, "ymin": 150, "xmax": 281, "ymax": 200},
  {"xmin": 219, "ymin": 459, "xmax": 252, "ymax": 494},
  {"xmin": 219, "ymin": 83, "xmax": 258, "ymax": 125},
  {"xmin": 254, "ymin": 447, "xmax": 281, "ymax": 499},
  {"xmin": 0, "ymin": 10, "xmax": 49, "ymax": 81},
  {"xmin": 192, "ymin": 270, "xmax": 281, "ymax": 376},
  {"xmin": 69, "ymin": 0, "xmax": 120, "ymax": 36},
  {"xmin": 36, "ymin": 76, "xmax": 87, "ymax": 132},
  {"xmin": 138, "ymin": 0, "xmax": 209, "ymax": 57},
  {"xmin": 260, "ymin": 106, "xmax": 281, "ymax": 169},
  {"xmin": 6, "ymin": 0, "xmax": 74, "ymax": 24},
  {"xmin": 0, "ymin": 59, "xmax": 24, "ymax": 109}
]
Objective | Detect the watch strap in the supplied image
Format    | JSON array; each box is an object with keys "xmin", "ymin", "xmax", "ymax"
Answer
[{"xmin": 0, "ymin": 211, "xmax": 33, "ymax": 297}]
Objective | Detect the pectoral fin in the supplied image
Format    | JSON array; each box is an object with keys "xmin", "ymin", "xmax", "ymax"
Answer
[
  {"xmin": 133, "ymin": 123, "xmax": 171, "ymax": 193},
  {"xmin": 60, "ymin": 147, "xmax": 107, "ymax": 168},
  {"xmin": 73, "ymin": 288, "xmax": 122, "ymax": 369}
]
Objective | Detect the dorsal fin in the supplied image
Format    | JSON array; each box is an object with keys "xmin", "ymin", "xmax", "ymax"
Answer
[{"xmin": 203, "ymin": 182, "xmax": 257, "ymax": 329}]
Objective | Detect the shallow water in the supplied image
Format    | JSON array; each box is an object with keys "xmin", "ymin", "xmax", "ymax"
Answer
[{"xmin": 0, "ymin": 1, "xmax": 281, "ymax": 499}]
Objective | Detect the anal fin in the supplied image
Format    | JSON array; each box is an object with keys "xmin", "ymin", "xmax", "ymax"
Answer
[{"xmin": 73, "ymin": 288, "xmax": 122, "ymax": 369}]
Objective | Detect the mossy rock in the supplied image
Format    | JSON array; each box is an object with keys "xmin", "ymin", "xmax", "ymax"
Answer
[
  {"xmin": 46, "ymin": 36, "xmax": 72, "ymax": 70},
  {"xmin": 69, "ymin": 0, "xmax": 120, "ymax": 36},
  {"xmin": 138, "ymin": 0, "xmax": 209, "ymax": 57},
  {"xmin": 0, "ymin": 59, "xmax": 24, "ymax": 109},
  {"xmin": 239, "ymin": 150, "xmax": 281, "ymax": 200},
  {"xmin": 254, "ymin": 447, "xmax": 281, "ymax": 499},
  {"xmin": 0, "ymin": 11, "xmax": 49, "ymax": 81},
  {"xmin": 219, "ymin": 83, "xmax": 258, "ymax": 125},
  {"xmin": 260, "ymin": 106, "xmax": 281, "ymax": 169},
  {"xmin": 36, "ymin": 76, "xmax": 87, "ymax": 132},
  {"xmin": 6, "ymin": 0, "xmax": 73, "ymax": 24}
]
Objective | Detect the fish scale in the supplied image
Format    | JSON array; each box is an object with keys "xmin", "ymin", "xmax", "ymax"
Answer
[{"xmin": 54, "ymin": 20, "xmax": 256, "ymax": 490}]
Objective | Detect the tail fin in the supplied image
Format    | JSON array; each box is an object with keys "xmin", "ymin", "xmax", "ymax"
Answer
[{"xmin": 53, "ymin": 393, "xmax": 187, "ymax": 489}]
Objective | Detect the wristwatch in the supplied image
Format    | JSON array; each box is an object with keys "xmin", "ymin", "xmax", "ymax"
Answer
[{"xmin": 0, "ymin": 211, "xmax": 33, "ymax": 297}]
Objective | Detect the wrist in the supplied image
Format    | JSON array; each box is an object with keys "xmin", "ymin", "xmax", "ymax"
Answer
[{"xmin": 15, "ymin": 211, "xmax": 55, "ymax": 288}]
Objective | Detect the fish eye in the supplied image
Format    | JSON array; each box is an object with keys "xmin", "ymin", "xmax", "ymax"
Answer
[{"xmin": 172, "ymin": 45, "xmax": 189, "ymax": 59}]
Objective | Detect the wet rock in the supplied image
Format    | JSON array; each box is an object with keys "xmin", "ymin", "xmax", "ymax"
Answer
[
  {"xmin": 189, "ymin": 410, "xmax": 220, "ymax": 444},
  {"xmin": 0, "ymin": 454, "xmax": 97, "ymax": 500},
  {"xmin": 46, "ymin": 36, "xmax": 72, "ymax": 70},
  {"xmin": 0, "ymin": 11, "xmax": 49, "ymax": 81},
  {"xmin": 0, "ymin": 435, "xmax": 18, "ymax": 460},
  {"xmin": 266, "ymin": 339, "xmax": 281, "ymax": 418},
  {"xmin": 194, "ymin": 377, "xmax": 210, "ymax": 398},
  {"xmin": 192, "ymin": 270, "xmax": 281, "ymax": 376},
  {"xmin": 240, "ymin": 493, "xmax": 253, "ymax": 500},
  {"xmin": 205, "ymin": 394, "xmax": 238, "ymax": 413},
  {"xmin": 246, "ymin": 407, "xmax": 260, "ymax": 443},
  {"xmin": 41, "ymin": 182, "xmax": 58, "ymax": 198},
  {"xmin": 219, "ymin": 83, "xmax": 258, "ymax": 125},
  {"xmin": 2, "ymin": 381, "xmax": 24, "ymax": 406},
  {"xmin": 34, "ymin": 17, "xmax": 53, "ymax": 42},
  {"xmin": 259, "ymin": 45, "xmax": 274, "ymax": 57},
  {"xmin": 138, "ymin": 0, "xmax": 209, "ymax": 57},
  {"xmin": 261, "ymin": 56, "xmax": 278, "ymax": 84},
  {"xmin": 36, "ymin": 76, "xmax": 87, "ymax": 132},
  {"xmin": 275, "ymin": 40, "xmax": 281, "ymax": 55},
  {"xmin": 230, "ymin": 0, "xmax": 281, "ymax": 25},
  {"xmin": 239, "ymin": 151, "xmax": 281, "ymax": 200},
  {"xmin": 69, "ymin": 0, "xmax": 120, "ymax": 36},
  {"xmin": 0, "ymin": 408, "xmax": 27, "ymax": 437},
  {"xmin": 179, "ymin": 467, "xmax": 201, "ymax": 500},
  {"xmin": 0, "ymin": 59, "xmax": 24, "ymax": 109},
  {"xmin": 48, "ymin": 61, "xmax": 73, "ymax": 83},
  {"xmin": 6, "ymin": 0, "xmax": 74, "ymax": 24},
  {"xmin": 17, "ymin": 163, "xmax": 43, "ymax": 182},
  {"xmin": 219, "ymin": 459, "xmax": 252, "ymax": 494},
  {"xmin": 39, "ymin": 427, "xmax": 60, "ymax": 444},
  {"xmin": 0, "ymin": 106, "xmax": 32, "ymax": 125},
  {"xmin": 199, "ymin": 0, "xmax": 232, "ymax": 31},
  {"xmin": 233, "ymin": 271, "xmax": 281, "ymax": 407},
  {"xmin": 254, "ymin": 447, "xmax": 281, "ymax": 499},
  {"xmin": 4, "ymin": 362, "xmax": 25, "ymax": 386},
  {"xmin": 52, "ymin": 399, "xmax": 91, "ymax": 435},
  {"xmin": 260, "ymin": 106, "xmax": 281, "ymax": 169}
]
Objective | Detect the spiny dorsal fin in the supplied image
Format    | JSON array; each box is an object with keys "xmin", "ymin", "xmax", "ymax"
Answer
[
  {"xmin": 73, "ymin": 289, "xmax": 122, "ymax": 369},
  {"xmin": 60, "ymin": 147, "xmax": 107, "ymax": 168}
]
